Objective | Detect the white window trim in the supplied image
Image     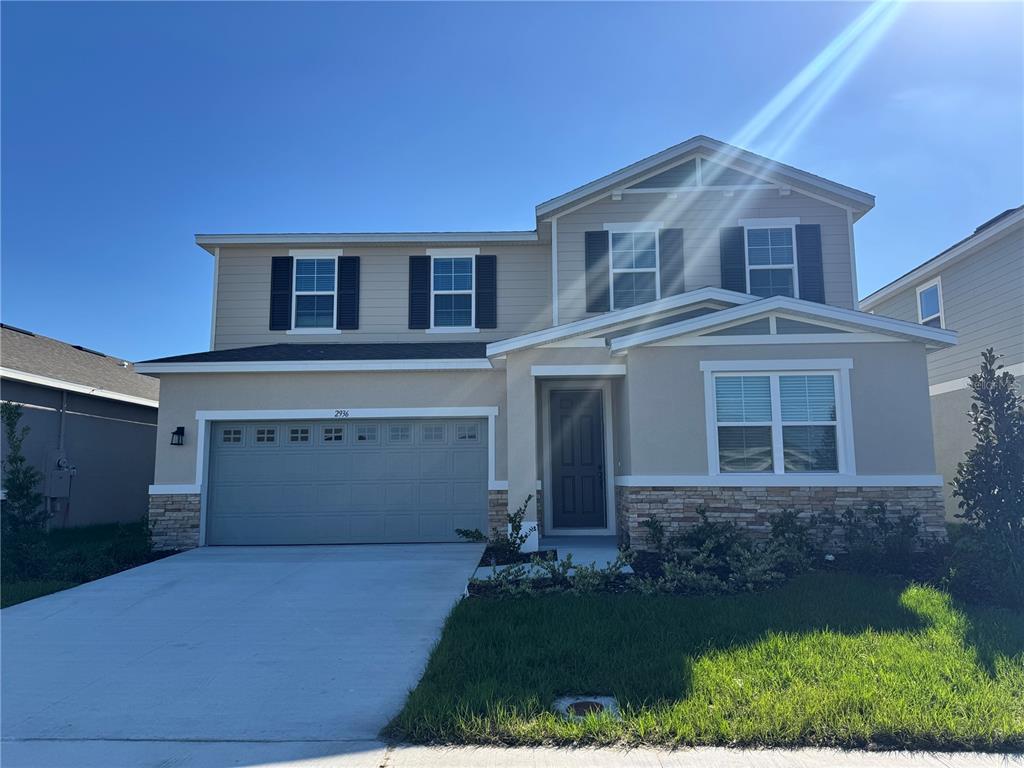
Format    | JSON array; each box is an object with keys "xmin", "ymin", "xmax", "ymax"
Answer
[
  {"xmin": 604, "ymin": 226, "xmax": 662, "ymax": 310},
  {"xmin": 429, "ymin": 254, "xmax": 476, "ymax": 332},
  {"xmin": 701, "ymin": 359, "xmax": 855, "ymax": 477},
  {"xmin": 741, "ymin": 218, "xmax": 800, "ymax": 299},
  {"xmin": 292, "ymin": 257, "xmax": 339, "ymax": 331},
  {"xmin": 916, "ymin": 276, "xmax": 944, "ymax": 328}
]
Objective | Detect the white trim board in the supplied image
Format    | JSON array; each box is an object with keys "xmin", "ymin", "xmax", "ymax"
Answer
[
  {"xmin": 134, "ymin": 359, "xmax": 494, "ymax": 374},
  {"xmin": 615, "ymin": 474, "xmax": 944, "ymax": 488},
  {"xmin": 196, "ymin": 231, "xmax": 539, "ymax": 251},
  {"xmin": 531, "ymin": 365, "xmax": 627, "ymax": 378},
  {"xmin": 0, "ymin": 367, "xmax": 159, "ymax": 408},
  {"xmin": 485, "ymin": 287, "xmax": 753, "ymax": 357},
  {"xmin": 930, "ymin": 362, "xmax": 1024, "ymax": 396},
  {"xmin": 149, "ymin": 484, "xmax": 201, "ymax": 495}
]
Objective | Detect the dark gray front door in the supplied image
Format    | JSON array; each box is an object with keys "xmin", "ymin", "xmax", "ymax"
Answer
[{"xmin": 550, "ymin": 389, "xmax": 606, "ymax": 529}]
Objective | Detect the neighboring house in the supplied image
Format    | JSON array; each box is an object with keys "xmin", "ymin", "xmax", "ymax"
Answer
[
  {"xmin": 136, "ymin": 135, "xmax": 955, "ymax": 552},
  {"xmin": 860, "ymin": 205, "xmax": 1024, "ymax": 521},
  {"xmin": 0, "ymin": 325, "xmax": 160, "ymax": 527}
]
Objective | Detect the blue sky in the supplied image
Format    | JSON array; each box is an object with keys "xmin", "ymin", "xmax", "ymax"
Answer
[{"xmin": 2, "ymin": 1, "xmax": 1021, "ymax": 361}]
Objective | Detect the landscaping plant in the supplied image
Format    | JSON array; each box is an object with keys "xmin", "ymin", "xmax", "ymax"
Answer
[
  {"xmin": 1, "ymin": 401, "xmax": 49, "ymax": 581},
  {"xmin": 457, "ymin": 493, "xmax": 537, "ymax": 564}
]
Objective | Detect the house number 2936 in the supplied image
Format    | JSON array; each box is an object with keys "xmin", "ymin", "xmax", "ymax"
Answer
[{"xmin": 333, "ymin": 409, "xmax": 350, "ymax": 418}]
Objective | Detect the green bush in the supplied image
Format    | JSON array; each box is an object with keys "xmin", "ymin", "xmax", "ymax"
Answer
[
  {"xmin": 944, "ymin": 528, "xmax": 1023, "ymax": 609},
  {"xmin": 457, "ymin": 494, "xmax": 536, "ymax": 564}
]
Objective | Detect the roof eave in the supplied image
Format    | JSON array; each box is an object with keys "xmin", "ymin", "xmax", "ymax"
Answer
[{"xmin": 194, "ymin": 231, "xmax": 540, "ymax": 252}]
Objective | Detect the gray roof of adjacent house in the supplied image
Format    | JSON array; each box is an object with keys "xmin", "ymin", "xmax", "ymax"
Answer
[
  {"xmin": 0, "ymin": 324, "xmax": 160, "ymax": 406},
  {"xmin": 139, "ymin": 342, "xmax": 489, "ymax": 364}
]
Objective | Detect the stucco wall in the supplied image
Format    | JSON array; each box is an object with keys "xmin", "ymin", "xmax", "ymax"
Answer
[
  {"xmin": 930, "ymin": 387, "xmax": 974, "ymax": 521},
  {"xmin": 621, "ymin": 341, "xmax": 936, "ymax": 477}
]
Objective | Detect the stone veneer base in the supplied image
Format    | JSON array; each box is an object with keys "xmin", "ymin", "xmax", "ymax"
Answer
[
  {"xmin": 615, "ymin": 485, "xmax": 947, "ymax": 551},
  {"xmin": 487, "ymin": 488, "xmax": 544, "ymax": 539},
  {"xmin": 148, "ymin": 493, "xmax": 201, "ymax": 551}
]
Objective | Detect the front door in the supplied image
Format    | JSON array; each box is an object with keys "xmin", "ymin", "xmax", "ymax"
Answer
[{"xmin": 550, "ymin": 389, "xmax": 606, "ymax": 529}]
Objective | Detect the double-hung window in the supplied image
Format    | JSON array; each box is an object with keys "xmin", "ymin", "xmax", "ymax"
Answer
[
  {"xmin": 294, "ymin": 258, "xmax": 336, "ymax": 328},
  {"xmin": 710, "ymin": 367, "xmax": 846, "ymax": 475},
  {"xmin": 610, "ymin": 231, "xmax": 659, "ymax": 309},
  {"xmin": 745, "ymin": 226, "xmax": 796, "ymax": 298},
  {"xmin": 916, "ymin": 278, "xmax": 943, "ymax": 328},
  {"xmin": 432, "ymin": 257, "xmax": 473, "ymax": 328}
]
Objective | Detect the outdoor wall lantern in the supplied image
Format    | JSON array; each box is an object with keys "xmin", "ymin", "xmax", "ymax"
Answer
[{"xmin": 170, "ymin": 426, "xmax": 185, "ymax": 446}]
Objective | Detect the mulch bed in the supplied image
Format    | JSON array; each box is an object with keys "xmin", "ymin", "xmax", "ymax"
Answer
[{"xmin": 477, "ymin": 547, "xmax": 557, "ymax": 567}]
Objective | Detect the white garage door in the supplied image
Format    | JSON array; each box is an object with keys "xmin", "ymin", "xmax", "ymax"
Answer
[{"xmin": 206, "ymin": 418, "xmax": 488, "ymax": 545}]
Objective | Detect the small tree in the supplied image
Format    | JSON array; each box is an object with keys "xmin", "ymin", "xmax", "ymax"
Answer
[
  {"xmin": 951, "ymin": 349, "xmax": 1024, "ymax": 562},
  {"xmin": 1, "ymin": 401, "xmax": 47, "ymax": 535}
]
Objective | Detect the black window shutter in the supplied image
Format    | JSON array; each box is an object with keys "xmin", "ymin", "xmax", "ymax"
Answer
[
  {"xmin": 659, "ymin": 228, "xmax": 685, "ymax": 296},
  {"xmin": 719, "ymin": 227, "xmax": 747, "ymax": 293},
  {"xmin": 269, "ymin": 256, "xmax": 293, "ymax": 330},
  {"xmin": 408, "ymin": 255, "xmax": 431, "ymax": 329},
  {"xmin": 795, "ymin": 224, "xmax": 826, "ymax": 303},
  {"xmin": 584, "ymin": 230, "xmax": 610, "ymax": 313},
  {"xmin": 475, "ymin": 254, "xmax": 497, "ymax": 329},
  {"xmin": 336, "ymin": 256, "xmax": 360, "ymax": 329}
]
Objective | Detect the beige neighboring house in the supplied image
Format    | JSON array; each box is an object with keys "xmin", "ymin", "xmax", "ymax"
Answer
[
  {"xmin": 137, "ymin": 135, "xmax": 955, "ymax": 552},
  {"xmin": 861, "ymin": 205, "xmax": 1024, "ymax": 521},
  {"xmin": 0, "ymin": 325, "xmax": 160, "ymax": 526}
]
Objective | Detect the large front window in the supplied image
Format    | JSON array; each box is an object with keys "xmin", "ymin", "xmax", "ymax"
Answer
[
  {"xmin": 713, "ymin": 372, "xmax": 840, "ymax": 474},
  {"xmin": 432, "ymin": 257, "xmax": 473, "ymax": 328},
  {"xmin": 611, "ymin": 231, "xmax": 659, "ymax": 309},
  {"xmin": 294, "ymin": 258, "xmax": 336, "ymax": 328},
  {"xmin": 746, "ymin": 227, "xmax": 795, "ymax": 298}
]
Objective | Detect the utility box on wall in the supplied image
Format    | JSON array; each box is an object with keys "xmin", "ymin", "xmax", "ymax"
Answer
[{"xmin": 43, "ymin": 449, "xmax": 73, "ymax": 498}]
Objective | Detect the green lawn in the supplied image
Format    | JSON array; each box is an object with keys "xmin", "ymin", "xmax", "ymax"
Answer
[
  {"xmin": 386, "ymin": 573, "xmax": 1024, "ymax": 750},
  {"xmin": 1, "ymin": 521, "xmax": 167, "ymax": 608}
]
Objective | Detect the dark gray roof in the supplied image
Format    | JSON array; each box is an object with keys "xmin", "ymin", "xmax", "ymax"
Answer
[
  {"xmin": 140, "ymin": 342, "xmax": 489, "ymax": 364},
  {"xmin": 1, "ymin": 325, "xmax": 160, "ymax": 403}
]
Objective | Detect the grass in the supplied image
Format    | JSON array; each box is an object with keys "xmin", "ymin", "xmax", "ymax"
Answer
[
  {"xmin": 1, "ymin": 521, "xmax": 166, "ymax": 608},
  {"xmin": 385, "ymin": 573, "xmax": 1024, "ymax": 750}
]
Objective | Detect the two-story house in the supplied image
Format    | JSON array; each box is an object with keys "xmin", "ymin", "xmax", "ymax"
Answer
[
  {"xmin": 137, "ymin": 136, "xmax": 955, "ymax": 551},
  {"xmin": 861, "ymin": 205, "xmax": 1023, "ymax": 520}
]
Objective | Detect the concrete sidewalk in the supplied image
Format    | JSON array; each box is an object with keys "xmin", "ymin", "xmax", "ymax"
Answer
[{"xmin": 2, "ymin": 740, "xmax": 1019, "ymax": 768}]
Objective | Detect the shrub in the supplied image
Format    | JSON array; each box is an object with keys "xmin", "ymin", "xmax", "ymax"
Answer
[
  {"xmin": 828, "ymin": 502, "xmax": 923, "ymax": 573},
  {"xmin": 1, "ymin": 402, "xmax": 50, "ymax": 581},
  {"xmin": 457, "ymin": 494, "xmax": 536, "ymax": 564}
]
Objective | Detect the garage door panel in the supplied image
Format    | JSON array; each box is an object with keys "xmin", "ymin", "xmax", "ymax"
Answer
[{"xmin": 207, "ymin": 418, "xmax": 488, "ymax": 544}]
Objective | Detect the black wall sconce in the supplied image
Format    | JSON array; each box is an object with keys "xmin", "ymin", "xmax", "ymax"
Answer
[{"xmin": 170, "ymin": 426, "xmax": 185, "ymax": 446}]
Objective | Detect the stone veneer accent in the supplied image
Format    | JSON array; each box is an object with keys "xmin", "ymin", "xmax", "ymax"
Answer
[
  {"xmin": 487, "ymin": 488, "xmax": 544, "ymax": 538},
  {"xmin": 615, "ymin": 485, "xmax": 947, "ymax": 552},
  {"xmin": 148, "ymin": 493, "xmax": 201, "ymax": 551}
]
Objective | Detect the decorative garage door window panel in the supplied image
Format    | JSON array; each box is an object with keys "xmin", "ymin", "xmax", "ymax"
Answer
[{"xmin": 207, "ymin": 418, "xmax": 488, "ymax": 545}]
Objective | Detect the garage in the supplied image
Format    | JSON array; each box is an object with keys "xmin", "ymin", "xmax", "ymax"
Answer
[{"xmin": 205, "ymin": 418, "xmax": 488, "ymax": 545}]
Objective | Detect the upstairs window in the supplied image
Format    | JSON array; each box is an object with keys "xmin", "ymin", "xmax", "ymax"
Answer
[
  {"xmin": 917, "ymin": 279, "xmax": 943, "ymax": 328},
  {"xmin": 746, "ymin": 227, "xmax": 796, "ymax": 298},
  {"xmin": 610, "ymin": 231, "xmax": 659, "ymax": 309},
  {"xmin": 432, "ymin": 257, "xmax": 473, "ymax": 328},
  {"xmin": 294, "ymin": 258, "xmax": 336, "ymax": 328}
]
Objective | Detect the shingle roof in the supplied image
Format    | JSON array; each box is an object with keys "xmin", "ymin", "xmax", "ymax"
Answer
[
  {"xmin": 139, "ymin": 342, "xmax": 489, "ymax": 364},
  {"xmin": 1, "ymin": 325, "xmax": 160, "ymax": 404}
]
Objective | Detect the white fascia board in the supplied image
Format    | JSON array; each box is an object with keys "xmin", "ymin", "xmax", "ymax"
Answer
[
  {"xmin": 0, "ymin": 367, "xmax": 159, "ymax": 408},
  {"xmin": 485, "ymin": 287, "xmax": 754, "ymax": 357},
  {"xmin": 133, "ymin": 359, "xmax": 494, "ymax": 374},
  {"xmin": 861, "ymin": 208, "xmax": 1024, "ymax": 309},
  {"xmin": 535, "ymin": 136, "xmax": 874, "ymax": 218},
  {"xmin": 195, "ymin": 231, "xmax": 538, "ymax": 250},
  {"xmin": 614, "ymin": 474, "xmax": 943, "ymax": 488},
  {"xmin": 609, "ymin": 296, "xmax": 958, "ymax": 353},
  {"xmin": 531, "ymin": 364, "xmax": 627, "ymax": 377}
]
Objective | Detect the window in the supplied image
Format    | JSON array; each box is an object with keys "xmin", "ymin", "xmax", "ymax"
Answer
[
  {"xmin": 288, "ymin": 427, "xmax": 310, "ymax": 443},
  {"xmin": 455, "ymin": 423, "xmax": 479, "ymax": 442},
  {"xmin": 294, "ymin": 258, "xmax": 336, "ymax": 328},
  {"xmin": 711, "ymin": 370, "xmax": 843, "ymax": 475},
  {"xmin": 917, "ymin": 279, "xmax": 943, "ymax": 328},
  {"xmin": 422, "ymin": 424, "xmax": 445, "ymax": 443},
  {"xmin": 432, "ymin": 257, "xmax": 473, "ymax": 328},
  {"xmin": 355, "ymin": 425, "xmax": 378, "ymax": 443},
  {"xmin": 610, "ymin": 231, "xmax": 659, "ymax": 309},
  {"xmin": 255, "ymin": 427, "xmax": 277, "ymax": 444},
  {"xmin": 322, "ymin": 426, "xmax": 345, "ymax": 443},
  {"xmin": 746, "ymin": 227, "xmax": 796, "ymax": 298},
  {"xmin": 221, "ymin": 428, "xmax": 242, "ymax": 444},
  {"xmin": 389, "ymin": 424, "xmax": 411, "ymax": 443}
]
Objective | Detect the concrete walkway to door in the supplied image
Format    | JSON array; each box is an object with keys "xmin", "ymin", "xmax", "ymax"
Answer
[{"xmin": 1, "ymin": 543, "xmax": 482, "ymax": 767}]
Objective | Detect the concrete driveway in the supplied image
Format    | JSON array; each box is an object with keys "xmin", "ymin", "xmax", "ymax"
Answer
[{"xmin": 2, "ymin": 543, "xmax": 482, "ymax": 766}]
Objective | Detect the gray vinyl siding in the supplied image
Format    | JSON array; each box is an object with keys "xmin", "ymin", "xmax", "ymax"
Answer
[
  {"xmin": 555, "ymin": 188, "xmax": 855, "ymax": 324},
  {"xmin": 866, "ymin": 225, "xmax": 1024, "ymax": 386},
  {"xmin": 213, "ymin": 244, "xmax": 551, "ymax": 350}
]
